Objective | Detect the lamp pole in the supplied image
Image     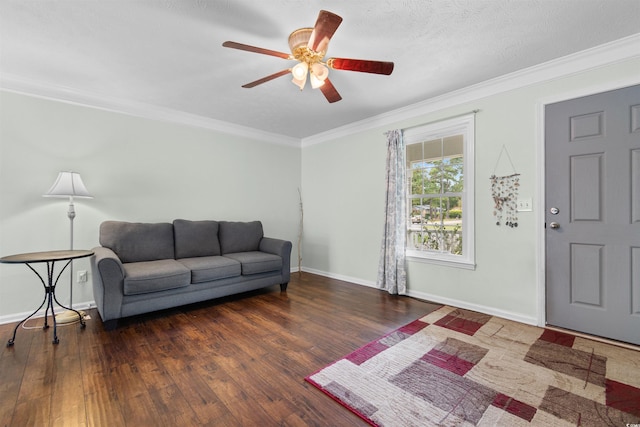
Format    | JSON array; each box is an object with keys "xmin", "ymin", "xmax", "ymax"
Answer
[
  {"xmin": 67, "ymin": 195, "xmax": 76, "ymax": 308},
  {"xmin": 44, "ymin": 171, "xmax": 92, "ymax": 323}
]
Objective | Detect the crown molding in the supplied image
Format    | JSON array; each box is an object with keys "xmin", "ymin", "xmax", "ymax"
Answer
[
  {"xmin": 2, "ymin": 34, "xmax": 638, "ymax": 148},
  {"xmin": 0, "ymin": 75, "xmax": 301, "ymax": 147},
  {"xmin": 301, "ymin": 33, "xmax": 640, "ymax": 147}
]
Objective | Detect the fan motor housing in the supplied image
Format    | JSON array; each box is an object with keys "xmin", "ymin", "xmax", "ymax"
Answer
[{"xmin": 288, "ymin": 28, "xmax": 325, "ymax": 63}]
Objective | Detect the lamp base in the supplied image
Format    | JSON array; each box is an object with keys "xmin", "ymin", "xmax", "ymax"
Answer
[{"xmin": 55, "ymin": 309, "xmax": 85, "ymax": 324}]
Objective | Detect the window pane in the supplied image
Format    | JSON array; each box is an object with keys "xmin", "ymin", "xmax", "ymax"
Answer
[
  {"xmin": 405, "ymin": 132, "xmax": 465, "ymax": 256},
  {"xmin": 423, "ymin": 139, "xmax": 443, "ymax": 160},
  {"xmin": 449, "ymin": 157, "xmax": 464, "ymax": 190},
  {"xmin": 409, "ymin": 167, "xmax": 426, "ymax": 196},
  {"xmin": 443, "ymin": 135, "xmax": 463, "ymax": 157},
  {"xmin": 406, "ymin": 143, "xmax": 424, "ymax": 166}
]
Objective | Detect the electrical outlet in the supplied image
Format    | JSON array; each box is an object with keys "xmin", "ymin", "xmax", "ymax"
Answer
[
  {"xmin": 517, "ymin": 198, "xmax": 533, "ymax": 212},
  {"xmin": 77, "ymin": 270, "xmax": 88, "ymax": 283}
]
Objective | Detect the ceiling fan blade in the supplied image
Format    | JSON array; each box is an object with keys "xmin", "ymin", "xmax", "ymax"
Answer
[
  {"xmin": 242, "ymin": 69, "xmax": 291, "ymax": 88},
  {"xmin": 223, "ymin": 41, "xmax": 291, "ymax": 59},
  {"xmin": 307, "ymin": 10, "xmax": 343, "ymax": 53},
  {"xmin": 319, "ymin": 78, "xmax": 342, "ymax": 103},
  {"xmin": 327, "ymin": 58, "xmax": 394, "ymax": 75}
]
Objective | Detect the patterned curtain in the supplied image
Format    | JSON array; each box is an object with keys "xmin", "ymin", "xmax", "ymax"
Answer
[{"xmin": 377, "ymin": 129, "xmax": 407, "ymax": 294}]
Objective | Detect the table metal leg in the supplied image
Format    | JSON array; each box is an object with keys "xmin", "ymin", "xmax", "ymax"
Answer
[
  {"xmin": 7, "ymin": 259, "xmax": 85, "ymax": 346},
  {"xmin": 50, "ymin": 259, "xmax": 86, "ymax": 343},
  {"xmin": 49, "ymin": 289, "xmax": 59, "ymax": 344},
  {"xmin": 6, "ymin": 293, "xmax": 48, "ymax": 347}
]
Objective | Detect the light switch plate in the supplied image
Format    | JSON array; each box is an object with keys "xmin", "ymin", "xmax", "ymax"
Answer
[{"xmin": 517, "ymin": 198, "xmax": 532, "ymax": 212}]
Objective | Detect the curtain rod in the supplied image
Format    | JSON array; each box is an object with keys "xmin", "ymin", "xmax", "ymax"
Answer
[{"xmin": 398, "ymin": 109, "xmax": 480, "ymax": 132}]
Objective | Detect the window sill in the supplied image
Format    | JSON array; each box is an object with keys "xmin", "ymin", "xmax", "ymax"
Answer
[{"xmin": 406, "ymin": 251, "xmax": 476, "ymax": 270}]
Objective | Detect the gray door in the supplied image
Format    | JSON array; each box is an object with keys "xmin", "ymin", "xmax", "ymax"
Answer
[{"xmin": 545, "ymin": 84, "xmax": 640, "ymax": 345}]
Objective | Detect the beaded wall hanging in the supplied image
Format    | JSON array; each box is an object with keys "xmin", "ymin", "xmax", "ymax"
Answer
[{"xmin": 490, "ymin": 145, "xmax": 520, "ymax": 228}]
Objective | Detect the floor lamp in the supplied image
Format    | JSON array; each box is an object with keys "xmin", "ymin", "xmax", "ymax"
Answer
[{"xmin": 44, "ymin": 171, "xmax": 93, "ymax": 324}]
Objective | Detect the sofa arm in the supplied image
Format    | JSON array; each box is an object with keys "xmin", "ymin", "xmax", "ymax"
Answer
[
  {"xmin": 259, "ymin": 237, "xmax": 292, "ymax": 284},
  {"xmin": 90, "ymin": 246, "xmax": 126, "ymax": 323}
]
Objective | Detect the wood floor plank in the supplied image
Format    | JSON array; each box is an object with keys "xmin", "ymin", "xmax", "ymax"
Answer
[
  {"xmin": 50, "ymin": 326, "xmax": 87, "ymax": 427},
  {"xmin": 13, "ymin": 327, "xmax": 57, "ymax": 426},
  {"xmin": 0, "ymin": 323, "xmax": 32, "ymax": 426},
  {"xmin": 0, "ymin": 272, "xmax": 441, "ymax": 426},
  {"xmin": 167, "ymin": 363, "xmax": 236, "ymax": 425},
  {"xmin": 12, "ymin": 397, "xmax": 50, "ymax": 427},
  {"xmin": 83, "ymin": 379, "xmax": 128, "ymax": 427}
]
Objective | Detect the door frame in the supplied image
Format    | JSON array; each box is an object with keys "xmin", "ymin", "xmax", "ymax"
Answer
[{"xmin": 534, "ymin": 75, "xmax": 640, "ymax": 327}]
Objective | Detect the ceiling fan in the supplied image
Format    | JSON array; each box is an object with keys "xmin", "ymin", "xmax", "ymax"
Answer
[{"xmin": 222, "ymin": 10, "xmax": 394, "ymax": 103}]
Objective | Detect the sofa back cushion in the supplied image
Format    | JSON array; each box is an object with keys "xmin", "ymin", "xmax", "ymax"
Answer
[
  {"xmin": 173, "ymin": 219, "xmax": 221, "ymax": 259},
  {"xmin": 218, "ymin": 221, "xmax": 263, "ymax": 254},
  {"xmin": 100, "ymin": 221, "xmax": 175, "ymax": 263}
]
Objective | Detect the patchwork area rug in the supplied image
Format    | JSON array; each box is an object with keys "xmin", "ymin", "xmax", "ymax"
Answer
[{"xmin": 306, "ymin": 306, "xmax": 640, "ymax": 426}]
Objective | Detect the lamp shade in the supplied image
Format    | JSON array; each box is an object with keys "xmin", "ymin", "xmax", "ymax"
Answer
[{"xmin": 43, "ymin": 171, "xmax": 93, "ymax": 198}]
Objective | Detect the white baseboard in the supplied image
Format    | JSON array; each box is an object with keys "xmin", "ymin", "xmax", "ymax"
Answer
[
  {"xmin": 2, "ymin": 271, "xmax": 537, "ymax": 327},
  {"xmin": 300, "ymin": 267, "xmax": 537, "ymax": 326},
  {"xmin": 300, "ymin": 267, "xmax": 378, "ymax": 289},
  {"xmin": 405, "ymin": 289, "xmax": 537, "ymax": 326},
  {"xmin": 0, "ymin": 301, "xmax": 96, "ymax": 325}
]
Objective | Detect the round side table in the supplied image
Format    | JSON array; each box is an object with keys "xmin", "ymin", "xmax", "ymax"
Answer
[{"xmin": 0, "ymin": 249, "xmax": 94, "ymax": 346}]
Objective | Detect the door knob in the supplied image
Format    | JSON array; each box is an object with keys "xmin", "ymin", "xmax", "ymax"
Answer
[{"xmin": 549, "ymin": 222, "xmax": 560, "ymax": 229}]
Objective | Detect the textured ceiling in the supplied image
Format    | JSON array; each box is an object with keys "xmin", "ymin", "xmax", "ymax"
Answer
[{"xmin": 1, "ymin": 0, "xmax": 639, "ymax": 140}]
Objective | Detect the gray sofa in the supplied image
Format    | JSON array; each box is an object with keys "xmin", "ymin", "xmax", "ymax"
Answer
[{"xmin": 91, "ymin": 219, "xmax": 292, "ymax": 329}]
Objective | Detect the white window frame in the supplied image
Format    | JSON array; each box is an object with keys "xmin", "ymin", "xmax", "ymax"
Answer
[{"xmin": 403, "ymin": 113, "xmax": 475, "ymax": 269}]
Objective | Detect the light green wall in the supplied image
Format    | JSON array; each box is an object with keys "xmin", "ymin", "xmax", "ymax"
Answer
[
  {"xmin": 301, "ymin": 129, "xmax": 388, "ymax": 279},
  {"xmin": 0, "ymin": 91, "xmax": 301, "ymax": 318},
  {"xmin": 2, "ymin": 56, "xmax": 638, "ymax": 324},
  {"xmin": 301, "ymin": 58, "xmax": 640, "ymax": 324}
]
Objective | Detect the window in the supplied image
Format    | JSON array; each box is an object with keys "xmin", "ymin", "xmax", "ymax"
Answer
[{"xmin": 404, "ymin": 114, "xmax": 475, "ymax": 269}]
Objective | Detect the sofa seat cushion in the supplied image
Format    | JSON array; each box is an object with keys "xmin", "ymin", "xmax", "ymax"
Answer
[
  {"xmin": 177, "ymin": 256, "xmax": 241, "ymax": 284},
  {"xmin": 223, "ymin": 252, "xmax": 283, "ymax": 275},
  {"xmin": 123, "ymin": 260, "xmax": 191, "ymax": 295}
]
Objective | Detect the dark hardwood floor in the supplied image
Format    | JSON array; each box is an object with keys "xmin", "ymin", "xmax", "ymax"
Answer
[{"xmin": 0, "ymin": 272, "xmax": 440, "ymax": 426}]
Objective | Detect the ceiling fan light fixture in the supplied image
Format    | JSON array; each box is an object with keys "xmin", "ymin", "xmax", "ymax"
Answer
[
  {"xmin": 292, "ymin": 76, "xmax": 306, "ymax": 90},
  {"xmin": 310, "ymin": 73, "xmax": 325, "ymax": 89},
  {"xmin": 311, "ymin": 63, "xmax": 329, "ymax": 81},
  {"xmin": 291, "ymin": 62, "xmax": 308, "ymax": 90},
  {"xmin": 292, "ymin": 61, "xmax": 308, "ymax": 79},
  {"xmin": 310, "ymin": 63, "xmax": 329, "ymax": 88}
]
